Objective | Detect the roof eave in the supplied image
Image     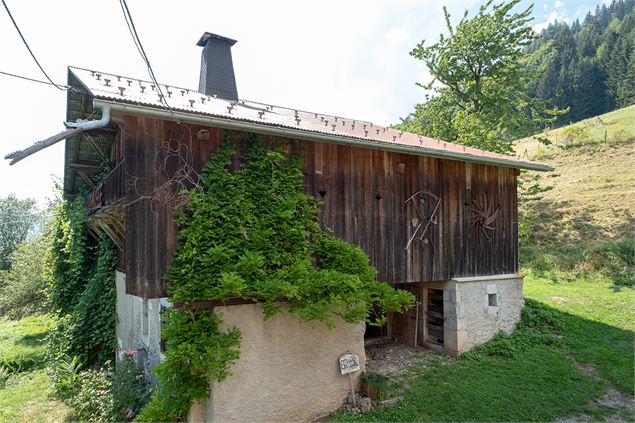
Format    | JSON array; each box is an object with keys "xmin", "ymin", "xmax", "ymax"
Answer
[{"xmin": 94, "ymin": 99, "xmax": 554, "ymax": 172}]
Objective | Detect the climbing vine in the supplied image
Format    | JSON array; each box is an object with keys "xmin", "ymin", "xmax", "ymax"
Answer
[
  {"xmin": 138, "ymin": 133, "xmax": 414, "ymax": 421},
  {"xmin": 48, "ymin": 197, "xmax": 118, "ymax": 368}
]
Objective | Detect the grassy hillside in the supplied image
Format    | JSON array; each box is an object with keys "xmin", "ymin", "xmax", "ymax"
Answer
[{"xmin": 516, "ymin": 105, "xmax": 634, "ymax": 284}]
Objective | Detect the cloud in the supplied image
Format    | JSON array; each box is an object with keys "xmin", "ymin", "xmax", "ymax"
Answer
[
  {"xmin": 554, "ymin": 0, "xmax": 565, "ymax": 8},
  {"xmin": 533, "ymin": 10, "xmax": 570, "ymax": 32},
  {"xmin": 385, "ymin": 25, "xmax": 410, "ymax": 46}
]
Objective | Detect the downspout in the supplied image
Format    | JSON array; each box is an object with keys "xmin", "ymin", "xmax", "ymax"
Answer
[
  {"xmin": 65, "ymin": 104, "xmax": 111, "ymax": 131},
  {"xmin": 4, "ymin": 104, "xmax": 112, "ymax": 165}
]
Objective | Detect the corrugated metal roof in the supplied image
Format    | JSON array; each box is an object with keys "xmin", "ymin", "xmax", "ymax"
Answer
[{"xmin": 69, "ymin": 66, "xmax": 551, "ymax": 171}]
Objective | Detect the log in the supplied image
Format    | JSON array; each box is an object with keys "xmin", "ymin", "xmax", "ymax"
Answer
[{"xmin": 4, "ymin": 127, "xmax": 85, "ymax": 165}]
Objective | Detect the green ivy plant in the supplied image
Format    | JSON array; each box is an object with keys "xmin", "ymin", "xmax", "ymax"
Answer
[
  {"xmin": 47, "ymin": 196, "xmax": 118, "ymax": 368},
  {"xmin": 138, "ymin": 133, "xmax": 414, "ymax": 421}
]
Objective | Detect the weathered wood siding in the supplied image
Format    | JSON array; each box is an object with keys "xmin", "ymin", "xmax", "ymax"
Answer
[
  {"xmin": 119, "ymin": 117, "xmax": 518, "ymax": 298},
  {"xmin": 306, "ymin": 141, "xmax": 518, "ymax": 285}
]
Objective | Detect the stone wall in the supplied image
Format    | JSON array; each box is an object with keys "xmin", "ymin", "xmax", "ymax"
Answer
[
  {"xmin": 422, "ymin": 274, "xmax": 524, "ymax": 355},
  {"xmin": 114, "ymin": 271, "xmax": 165, "ymax": 372},
  {"xmin": 190, "ymin": 304, "xmax": 366, "ymax": 423}
]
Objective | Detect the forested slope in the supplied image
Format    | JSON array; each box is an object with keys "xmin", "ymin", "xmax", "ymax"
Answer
[{"xmin": 526, "ymin": 0, "xmax": 635, "ymax": 126}]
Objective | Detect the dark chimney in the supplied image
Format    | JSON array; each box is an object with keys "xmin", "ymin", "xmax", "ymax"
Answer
[{"xmin": 196, "ymin": 32, "xmax": 238, "ymax": 100}]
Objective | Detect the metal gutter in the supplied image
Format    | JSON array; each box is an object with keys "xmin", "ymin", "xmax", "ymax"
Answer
[{"xmin": 95, "ymin": 99, "xmax": 554, "ymax": 172}]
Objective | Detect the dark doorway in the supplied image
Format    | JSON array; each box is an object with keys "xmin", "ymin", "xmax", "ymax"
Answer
[{"xmin": 426, "ymin": 288, "xmax": 444, "ymax": 346}]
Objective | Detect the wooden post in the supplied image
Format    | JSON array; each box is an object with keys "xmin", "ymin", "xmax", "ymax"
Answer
[{"xmin": 348, "ymin": 373, "xmax": 356, "ymax": 409}]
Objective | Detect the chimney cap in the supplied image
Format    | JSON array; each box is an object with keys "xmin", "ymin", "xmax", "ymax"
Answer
[{"xmin": 196, "ymin": 32, "xmax": 237, "ymax": 47}]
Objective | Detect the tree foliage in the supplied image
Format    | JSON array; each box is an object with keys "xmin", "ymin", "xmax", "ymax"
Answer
[
  {"xmin": 400, "ymin": 0, "xmax": 563, "ymax": 154},
  {"xmin": 0, "ymin": 233, "xmax": 52, "ymax": 318},
  {"xmin": 0, "ymin": 194, "xmax": 40, "ymax": 270},
  {"xmin": 139, "ymin": 134, "xmax": 415, "ymax": 421}
]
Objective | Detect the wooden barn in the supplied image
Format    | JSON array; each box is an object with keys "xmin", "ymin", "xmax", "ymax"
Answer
[{"xmin": 6, "ymin": 33, "xmax": 552, "ymax": 422}]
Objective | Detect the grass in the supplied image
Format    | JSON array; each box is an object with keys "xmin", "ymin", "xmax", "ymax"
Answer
[
  {"xmin": 0, "ymin": 314, "xmax": 53, "ymax": 373},
  {"xmin": 0, "ymin": 315, "xmax": 72, "ymax": 423},
  {"xmin": 524, "ymin": 272, "xmax": 635, "ymax": 395},
  {"xmin": 516, "ymin": 104, "xmax": 635, "ymax": 159},
  {"xmin": 516, "ymin": 105, "xmax": 635, "ymax": 248},
  {"xmin": 0, "ymin": 370, "xmax": 72, "ymax": 423}
]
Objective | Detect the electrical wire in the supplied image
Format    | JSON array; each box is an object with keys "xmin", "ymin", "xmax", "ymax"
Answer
[
  {"xmin": 118, "ymin": 0, "xmax": 179, "ymax": 123},
  {"xmin": 0, "ymin": 69, "xmax": 71, "ymax": 90},
  {"xmin": 1, "ymin": 0, "xmax": 67, "ymax": 90}
]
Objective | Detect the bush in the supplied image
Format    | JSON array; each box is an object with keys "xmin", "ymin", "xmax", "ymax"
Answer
[
  {"xmin": 53, "ymin": 354, "xmax": 150, "ymax": 422},
  {"xmin": 361, "ymin": 373, "xmax": 390, "ymax": 400},
  {"xmin": 68, "ymin": 366, "xmax": 113, "ymax": 422},
  {"xmin": 50, "ymin": 354, "xmax": 83, "ymax": 400},
  {"xmin": 0, "ymin": 366, "xmax": 10, "ymax": 388}
]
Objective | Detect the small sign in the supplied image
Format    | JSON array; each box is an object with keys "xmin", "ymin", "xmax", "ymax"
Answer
[{"xmin": 339, "ymin": 353, "xmax": 360, "ymax": 375}]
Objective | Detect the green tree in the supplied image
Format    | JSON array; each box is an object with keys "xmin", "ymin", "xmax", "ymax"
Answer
[
  {"xmin": 607, "ymin": 10, "xmax": 635, "ymax": 107},
  {"xmin": 0, "ymin": 194, "xmax": 40, "ymax": 270},
  {"xmin": 400, "ymin": 0, "xmax": 563, "ymax": 154},
  {"xmin": 0, "ymin": 233, "xmax": 51, "ymax": 318}
]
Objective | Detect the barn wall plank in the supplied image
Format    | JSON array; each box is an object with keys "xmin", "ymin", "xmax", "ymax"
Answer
[{"xmin": 122, "ymin": 118, "xmax": 521, "ymax": 298}]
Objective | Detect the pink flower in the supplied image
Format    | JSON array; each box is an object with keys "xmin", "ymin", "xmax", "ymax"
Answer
[{"xmin": 123, "ymin": 349, "xmax": 137, "ymax": 357}]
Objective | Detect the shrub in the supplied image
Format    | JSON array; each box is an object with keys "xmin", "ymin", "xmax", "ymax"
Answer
[
  {"xmin": 68, "ymin": 366, "xmax": 113, "ymax": 422},
  {"xmin": 0, "ymin": 366, "xmax": 10, "ymax": 388},
  {"xmin": 54, "ymin": 354, "xmax": 150, "ymax": 422},
  {"xmin": 361, "ymin": 373, "xmax": 390, "ymax": 400},
  {"xmin": 50, "ymin": 354, "xmax": 83, "ymax": 400}
]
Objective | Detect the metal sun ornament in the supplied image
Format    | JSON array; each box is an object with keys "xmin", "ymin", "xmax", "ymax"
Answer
[{"xmin": 469, "ymin": 193, "xmax": 501, "ymax": 240}]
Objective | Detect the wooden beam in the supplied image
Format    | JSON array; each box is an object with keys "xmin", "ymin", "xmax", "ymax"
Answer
[
  {"xmin": 77, "ymin": 170, "xmax": 96, "ymax": 189},
  {"xmin": 82, "ymin": 133, "xmax": 112, "ymax": 169},
  {"xmin": 173, "ymin": 298, "xmax": 257, "ymax": 309},
  {"xmin": 98, "ymin": 220, "xmax": 124, "ymax": 251},
  {"xmin": 4, "ymin": 127, "xmax": 85, "ymax": 165},
  {"xmin": 69, "ymin": 163, "xmax": 104, "ymax": 173}
]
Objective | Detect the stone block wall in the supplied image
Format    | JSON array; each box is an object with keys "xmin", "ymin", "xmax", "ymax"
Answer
[{"xmin": 421, "ymin": 274, "xmax": 524, "ymax": 356}]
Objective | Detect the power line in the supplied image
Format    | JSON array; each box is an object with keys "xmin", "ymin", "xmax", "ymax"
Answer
[
  {"xmin": 118, "ymin": 0, "xmax": 179, "ymax": 124},
  {"xmin": 1, "ymin": 0, "xmax": 66, "ymax": 91},
  {"xmin": 0, "ymin": 70, "xmax": 70, "ymax": 90}
]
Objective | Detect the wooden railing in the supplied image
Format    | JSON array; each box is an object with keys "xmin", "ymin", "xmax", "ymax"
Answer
[{"xmin": 86, "ymin": 160, "xmax": 125, "ymax": 213}]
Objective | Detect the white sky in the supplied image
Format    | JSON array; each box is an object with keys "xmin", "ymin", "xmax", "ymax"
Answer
[{"xmin": 0, "ymin": 0, "xmax": 601, "ymax": 205}]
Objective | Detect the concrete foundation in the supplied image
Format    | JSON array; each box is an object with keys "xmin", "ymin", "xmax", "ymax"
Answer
[
  {"xmin": 190, "ymin": 304, "xmax": 366, "ymax": 423},
  {"xmin": 115, "ymin": 271, "xmax": 167, "ymax": 373}
]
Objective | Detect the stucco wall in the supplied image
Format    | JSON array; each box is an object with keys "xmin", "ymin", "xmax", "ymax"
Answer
[
  {"xmin": 115, "ymin": 271, "xmax": 165, "ymax": 372},
  {"xmin": 441, "ymin": 274, "xmax": 524, "ymax": 355},
  {"xmin": 190, "ymin": 304, "xmax": 366, "ymax": 423}
]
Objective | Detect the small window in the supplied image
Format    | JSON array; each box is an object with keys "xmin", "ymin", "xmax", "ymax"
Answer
[{"xmin": 488, "ymin": 293, "xmax": 498, "ymax": 307}]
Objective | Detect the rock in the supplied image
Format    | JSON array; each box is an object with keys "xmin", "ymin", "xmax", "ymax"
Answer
[
  {"xmin": 377, "ymin": 396, "xmax": 403, "ymax": 407},
  {"xmin": 359, "ymin": 397, "xmax": 372, "ymax": 413}
]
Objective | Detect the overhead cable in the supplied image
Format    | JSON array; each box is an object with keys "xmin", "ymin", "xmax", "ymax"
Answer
[
  {"xmin": 1, "ymin": 0, "xmax": 67, "ymax": 90},
  {"xmin": 0, "ymin": 70, "xmax": 71, "ymax": 90},
  {"xmin": 118, "ymin": 0, "xmax": 179, "ymax": 123}
]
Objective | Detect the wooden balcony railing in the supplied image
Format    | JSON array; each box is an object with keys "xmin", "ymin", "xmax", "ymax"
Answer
[{"xmin": 86, "ymin": 160, "xmax": 125, "ymax": 213}]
